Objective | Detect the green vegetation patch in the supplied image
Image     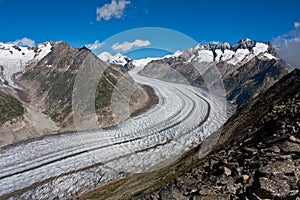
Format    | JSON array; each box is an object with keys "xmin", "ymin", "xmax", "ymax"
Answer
[{"xmin": 0, "ymin": 90, "xmax": 24, "ymax": 124}]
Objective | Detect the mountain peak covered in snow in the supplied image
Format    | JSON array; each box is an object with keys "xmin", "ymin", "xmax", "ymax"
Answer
[
  {"xmin": 181, "ymin": 39, "xmax": 278, "ymax": 65},
  {"xmin": 0, "ymin": 41, "xmax": 54, "ymax": 87},
  {"xmin": 98, "ymin": 50, "xmax": 183, "ymax": 69},
  {"xmin": 98, "ymin": 52, "xmax": 132, "ymax": 66}
]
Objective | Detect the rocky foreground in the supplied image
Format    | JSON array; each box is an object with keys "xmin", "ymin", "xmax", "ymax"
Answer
[{"xmin": 134, "ymin": 69, "xmax": 300, "ymax": 199}]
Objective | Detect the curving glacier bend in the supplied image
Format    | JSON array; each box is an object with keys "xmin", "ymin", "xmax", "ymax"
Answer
[{"xmin": 0, "ymin": 65, "xmax": 229, "ymax": 199}]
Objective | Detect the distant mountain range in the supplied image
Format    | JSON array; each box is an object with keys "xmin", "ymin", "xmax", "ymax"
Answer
[
  {"xmin": 98, "ymin": 50, "xmax": 183, "ymax": 70},
  {"xmin": 98, "ymin": 51, "xmax": 132, "ymax": 66},
  {"xmin": 139, "ymin": 39, "xmax": 290, "ymax": 107}
]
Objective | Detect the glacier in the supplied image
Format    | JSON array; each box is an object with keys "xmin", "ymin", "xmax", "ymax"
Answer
[{"xmin": 0, "ymin": 62, "xmax": 229, "ymax": 199}]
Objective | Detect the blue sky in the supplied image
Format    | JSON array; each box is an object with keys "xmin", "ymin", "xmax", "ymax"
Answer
[{"xmin": 1, "ymin": 0, "xmax": 300, "ymax": 58}]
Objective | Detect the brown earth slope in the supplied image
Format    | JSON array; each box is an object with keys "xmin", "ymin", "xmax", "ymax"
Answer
[{"xmin": 0, "ymin": 42, "xmax": 157, "ymax": 147}]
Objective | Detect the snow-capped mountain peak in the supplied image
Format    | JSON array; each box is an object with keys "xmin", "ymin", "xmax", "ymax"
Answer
[
  {"xmin": 98, "ymin": 51, "xmax": 131, "ymax": 66},
  {"xmin": 163, "ymin": 50, "xmax": 183, "ymax": 58},
  {"xmin": 0, "ymin": 41, "xmax": 54, "ymax": 87},
  {"xmin": 34, "ymin": 42, "xmax": 53, "ymax": 60},
  {"xmin": 181, "ymin": 39, "xmax": 278, "ymax": 65},
  {"xmin": 98, "ymin": 50, "xmax": 183, "ymax": 69}
]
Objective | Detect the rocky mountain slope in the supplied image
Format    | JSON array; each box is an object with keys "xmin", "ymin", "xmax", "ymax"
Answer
[
  {"xmin": 83, "ymin": 69, "xmax": 299, "ymax": 200},
  {"xmin": 0, "ymin": 42, "xmax": 59, "ymax": 147},
  {"xmin": 139, "ymin": 39, "xmax": 289, "ymax": 107},
  {"xmin": 16, "ymin": 41, "xmax": 153, "ymax": 129},
  {"xmin": 0, "ymin": 41, "xmax": 154, "ymax": 147}
]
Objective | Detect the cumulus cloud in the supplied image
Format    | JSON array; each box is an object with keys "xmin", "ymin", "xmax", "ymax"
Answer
[
  {"xmin": 10, "ymin": 37, "xmax": 35, "ymax": 47},
  {"xmin": 85, "ymin": 40, "xmax": 105, "ymax": 50},
  {"xmin": 96, "ymin": 0, "xmax": 130, "ymax": 21},
  {"xmin": 111, "ymin": 39, "xmax": 151, "ymax": 52},
  {"xmin": 273, "ymin": 29, "xmax": 300, "ymax": 68},
  {"xmin": 294, "ymin": 22, "xmax": 300, "ymax": 29}
]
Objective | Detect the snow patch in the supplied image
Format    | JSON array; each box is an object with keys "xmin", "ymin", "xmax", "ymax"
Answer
[
  {"xmin": 197, "ymin": 50, "xmax": 214, "ymax": 62},
  {"xmin": 214, "ymin": 49, "xmax": 223, "ymax": 62},
  {"xmin": 228, "ymin": 49, "xmax": 249, "ymax": 65},
  {"xmin": 187, "ymin": 54, "xmax": 195, "ymax": 62},
  {"xmin": 253, "ymin": 42, "xmax": 268, "ymax": 56},
  {"xmin": 264, "ymin": 53, "xmax": 277, "ymax": 60},
  {"xmin": 133, "ymin": 57, "xmax": 161, "ymax": 68},
  {"xmin": 34, "ymin": 42, "xmax": 52, "ymax": 61},
  {"xmin": 163, "ymin": 50, "xmax": 183, "ymax": 58},
  {"xmin": 245, "ymin": 54, "xmax": 256, "ymax": 62},
  {"xmin": 221, "ymin": 49, "xmax": 235, "ymax": 61}
]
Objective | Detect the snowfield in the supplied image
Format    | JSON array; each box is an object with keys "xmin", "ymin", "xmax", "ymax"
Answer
[
  {"xmin": 0, "ymin": 42, "xmax": 52, "ymax": 87},
  {"xmin": 0, "ymin": 63, "xmax": 228, "ymax": 199},
  {"xmin": 183, "ymin": 41, "xmax": 276, "ymax": 65}
]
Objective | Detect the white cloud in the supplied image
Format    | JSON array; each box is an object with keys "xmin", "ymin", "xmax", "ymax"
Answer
[
  {"xmin": 10, "ymin": 37, "xmax": 35, "ymax": 47},
  {"xmin": 112, "ymin": 39, "xmax": 151, "ymax": 52},
  {"xmin": 96, "ymin": 0, "xmax": 130, "ymax": 21},
  {"xmin": 85, "ymin": 40, "xmax": 105, "ymax": 50},
  {"xmin": 273, "ymin": 29, "xmax": 300, "ymax": 68},
  {"xmin": 294, "ymin": 22, "xmax": 300, "ymax": 29}
]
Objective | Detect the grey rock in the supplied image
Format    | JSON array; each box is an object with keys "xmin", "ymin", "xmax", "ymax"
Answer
[
  {"xmin": 279, "ymin": 141, "xmax": 300, "ymax": 153},
  {"xmin": 261, "ymin": 159, "xmax": 295, "ymax": 175},
  {"xmin": 259, "ymin": 177, "xmax": 290, "ymax": 198}
]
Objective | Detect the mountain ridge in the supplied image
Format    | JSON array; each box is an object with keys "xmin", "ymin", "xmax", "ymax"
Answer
[
  {"xmin": 139, "ymin": 38, "xmax": 289, "ymax": 107},
  {"xmin": 0, "ymin": 41, "xmax": 155, "ymax": 147}
]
